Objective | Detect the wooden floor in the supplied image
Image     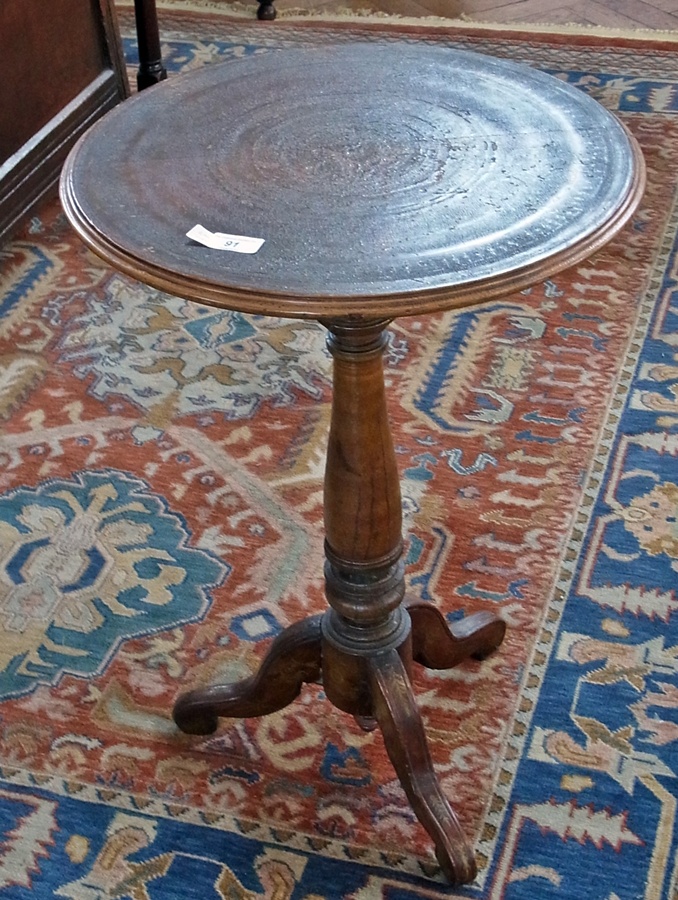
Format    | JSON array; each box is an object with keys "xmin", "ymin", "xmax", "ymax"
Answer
[{"xmin": 276, "ymin": 0, "xmax": 678, "ymax": 29}]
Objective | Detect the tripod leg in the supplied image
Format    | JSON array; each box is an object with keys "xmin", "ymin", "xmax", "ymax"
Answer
[
  {"xmin": 368, "ymin": 649, "xmax": 477, "ymax": 885},
  {"xmin": 407, "ymin": 603, "xmax": 506, "ymax": 668},
  {"xmin": 174, "ymin": 615, "xmax": 322, "ymax": 734}
]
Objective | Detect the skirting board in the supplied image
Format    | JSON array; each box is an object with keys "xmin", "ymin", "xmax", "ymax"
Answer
[{"xmin": 0, "ymin": 72, "xmax": 126, "ymax": 246}]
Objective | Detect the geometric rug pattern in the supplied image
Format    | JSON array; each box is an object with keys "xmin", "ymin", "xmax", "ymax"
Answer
[{"xmin": 0, "ymin": 15, "xmax": 676, "ymax": 898}]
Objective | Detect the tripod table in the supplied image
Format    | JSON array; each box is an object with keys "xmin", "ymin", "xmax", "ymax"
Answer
[{"xmin": 60, "ymin": 42, "xmax": 644, "ymax": 884}]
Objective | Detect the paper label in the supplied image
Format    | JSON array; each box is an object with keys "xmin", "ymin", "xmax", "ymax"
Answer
[{"xmin": 187, "ymin": 224, "xmax": 264, "ymax": 254}]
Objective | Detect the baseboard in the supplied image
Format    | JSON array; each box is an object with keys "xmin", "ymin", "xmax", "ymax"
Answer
[
  {"xmin": 115, "ymin": 0, "xmax": 678, "ymax": 41},
  {"xmin": 0, "ymin": 71, "xmax": 126, "ymax": 245}
]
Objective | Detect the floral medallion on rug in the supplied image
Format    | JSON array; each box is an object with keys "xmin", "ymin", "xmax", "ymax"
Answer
[{"xmin": 0, "ymin": 12, "xmax": 677, "ymax": 899}]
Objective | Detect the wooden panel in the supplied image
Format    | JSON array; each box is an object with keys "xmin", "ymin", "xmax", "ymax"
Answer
[
  {"xmin": 1, "ymin": 0, "xmax": 113, "ymax": 162},
  {"xmin": 0, "ymin": 73, "xmax": 124, "ymax": 243},
  {"xmin": 0, "ymin": 0, "xmax": 128, "ymax": 244}
]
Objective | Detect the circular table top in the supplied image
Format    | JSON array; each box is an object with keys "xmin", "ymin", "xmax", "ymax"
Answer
[{"xmin": 60, "ymin": 42, "xmax": 645, "ymax": 319}]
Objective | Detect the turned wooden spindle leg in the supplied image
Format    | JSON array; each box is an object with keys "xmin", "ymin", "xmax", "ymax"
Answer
[
  {"xmin": 133, "ymin": 0, "xmax": 168, "ymax": 91},
  {"xmin": 319, "ymin": 316, "xmax": 408, "ymax": 720}
]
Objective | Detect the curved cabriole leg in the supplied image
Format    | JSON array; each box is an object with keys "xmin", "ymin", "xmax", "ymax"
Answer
[
  {"xmin": 369, "ymin": 648, "xmax": 477, "ymax": 885},
  {"xmin": 407, "ymin": 602, "xmax": 506, "ymax": 668},
  {"xmin": 173, "ymin": 615, "xmax": 323, "ymax": 735}
]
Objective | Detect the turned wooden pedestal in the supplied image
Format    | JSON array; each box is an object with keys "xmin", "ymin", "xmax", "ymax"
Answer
[
  {"xmin": 60, "ymin": 42, "xmax": 644, "ymax": 883},
  {"xmin": 174, "ymin": 316, "xmax": 506, "ymax": 881}
]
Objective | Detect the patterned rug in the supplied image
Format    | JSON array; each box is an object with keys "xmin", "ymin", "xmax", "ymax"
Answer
[{"xmin": 1, "ymin": 14, "xmax": 677, "ymax": 899}]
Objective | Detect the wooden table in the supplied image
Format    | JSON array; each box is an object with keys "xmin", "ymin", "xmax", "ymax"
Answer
[{"xmin": 60, "ymin": 42, "xmax": 644, "ymax": 884}]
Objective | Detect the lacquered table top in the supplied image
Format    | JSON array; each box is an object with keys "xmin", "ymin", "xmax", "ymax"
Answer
[{"xmin": 61, "ymin": 42, "xmax": 644, "ymax": 318}]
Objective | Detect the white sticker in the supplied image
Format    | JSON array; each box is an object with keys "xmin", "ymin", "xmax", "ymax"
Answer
[{"xmin": 187, "ymin": 224, "xmax": 264, "ymax": 254}]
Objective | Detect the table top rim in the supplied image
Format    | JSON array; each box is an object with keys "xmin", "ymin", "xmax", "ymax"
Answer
[
  {"xmin": 59, "ymin": 43, "xmax": 647, "ymax": 319},
  {"xmin": 61, "ymin": 150, "xmax": 645, "ymax": 319}
]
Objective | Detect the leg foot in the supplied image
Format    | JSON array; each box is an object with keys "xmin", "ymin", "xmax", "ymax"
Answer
[
  {"xmin": 369, "ymin": 649, "xmax": 477, "ymax": 885},
  {"xmin": 257, "ymin": 0, "xmax": 276, "ymax": 19},
  {"xmin": 173, "ymin": 615, "xmax": 322, "ymax": 734},
  {"xmin": 407, "ymin": 603, "xmax": 506, "ymax": 669},
  {"xmin": 354, "ymin": 714, "xmax": 378, "ymax": 732}
]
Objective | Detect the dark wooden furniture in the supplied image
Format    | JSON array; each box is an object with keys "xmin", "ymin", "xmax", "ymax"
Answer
[
  {"xmin": 0, "ymin": 0, "xmax": 128, "ymax": 245},
  {"xmin": 60, "ymin": 43, "xmax": 644, "ymax": 883},
  {"xmin": 131, "ymin": 0, "xmax": 273, "ymax": 91}
]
